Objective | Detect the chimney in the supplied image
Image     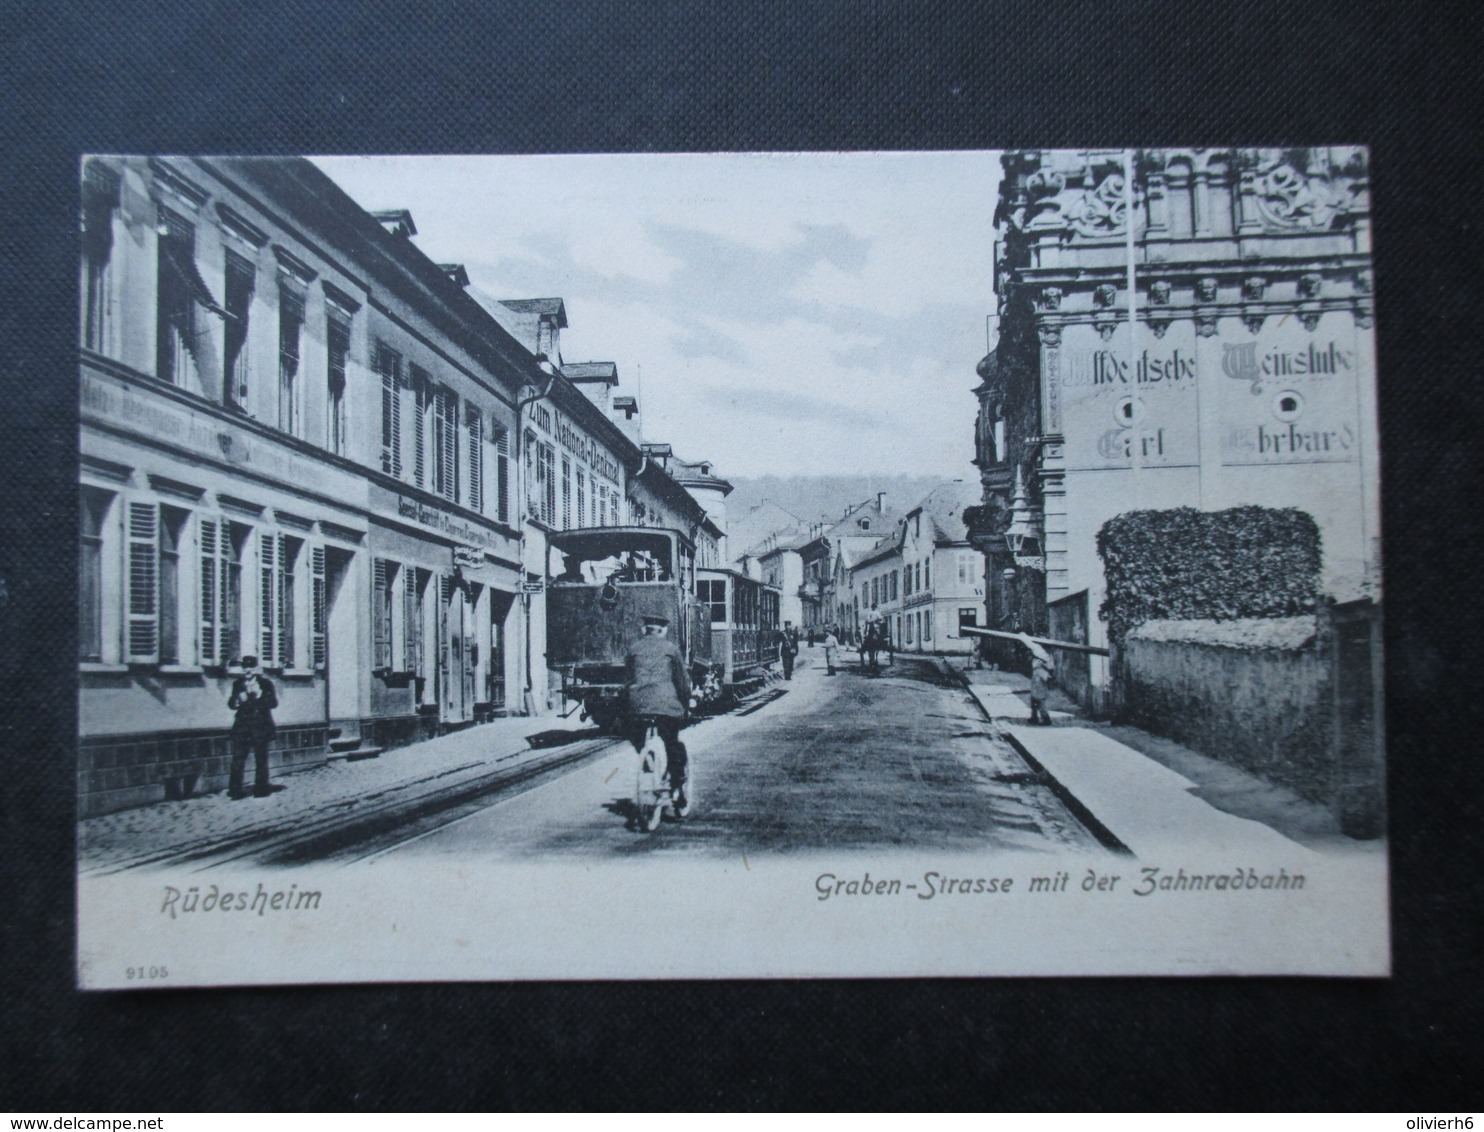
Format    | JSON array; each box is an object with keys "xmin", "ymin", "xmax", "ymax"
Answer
[
  {"xmin": 439, "ymin": 263, "xmax": 470, "ymax": 289},
  {"xmin": 876, "ymin": 492, "xmax": 886, "ymax": 512},
  {"xmin": 372, "ymin": 209, "xmax": 417, "ymax": 238}
]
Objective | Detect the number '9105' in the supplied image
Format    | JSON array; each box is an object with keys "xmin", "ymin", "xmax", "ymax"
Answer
[{"xmin": 126, "ymin": 966, "xmax": 168, "ymax": 980}]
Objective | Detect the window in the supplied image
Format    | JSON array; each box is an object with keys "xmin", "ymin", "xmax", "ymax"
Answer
[
  {"xmin": 467, "ymin": 405, "xmax": 484, "ymax": 512},
  {"xmin": 576, "ymin": 468, "xmax": 587, "ymax": 528},
  {"xmin": 156, "ymin": 212, "xmax": 203, "ymax": 388},
  {"xmin": 259, "ymin": 532, "xmax": 300, "ymax": 668},
  {"xmin": 326, "ymin": 307, "xmax": 350, "ymax": 453},
  {"xmin": 959, "ymin": 608, "xmax": 978, "ymax": 631},
  {"xmin": 223, "ymin": 252, "xmax": 255, "ymax": 411},
  {"xmin": 124, "ymin": 501, "xmax": 188, "ymax": 664},
  {"xmin": 433, "ymin": 386, "xmax": 459, "ymax": 502},
  {"xmin": 493, "ymin": 424, "xmax": 510, "ymax": 523},
  {"xmin": 410, "ymin": 367, "xmax": 431, "ymax": 488},
  {"xmin": 378, "ymin": 345, "xmax": 402, "ymax": 477},
  {"xmin": 889, "ymin": 571, "xmax": 898, "ymax": 601},
  {"xmin": 540, "ymin": 444, "xmax": 557, "ymax": 525},
  {"xmin": 81, "ymin": 163, "xmax": 119, "ymax": 355},
  {"xmin": 905, "ymin": 616, "xmax": 914, "ymax": 644},
  {"xmin": 697, "ymin": 578, "xmax": 727, "ymax": 623},
  {"xmin": 561, "ymin": 456, "xmax": 572, "ymax": 529},
  {"xmin": 523, "ymin": 430, "xmax": 538, "ymax": 517},
  {"xmin": 199, "ymin": 518, "xmax": 247, "ymax": 667},
  {"xmin": 923, "ymin": 559, "xmax": 930, "ymax": 589},
  {"xmin": 79, "ymin": 489, "xmax": 111, "ymax": 661},
  {"xmin": 903, "ymin": 565, "xmax": 912, "ymax": 596},
  {"xmin": 373, "ymin": 559, "xmax": 396, "ymax": 670},
  {"xmin": 923, "ymin": 611, "xmax": 932, "ymax": 641}
]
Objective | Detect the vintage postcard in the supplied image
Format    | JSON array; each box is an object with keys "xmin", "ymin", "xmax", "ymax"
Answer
[{"xmin": 76, "ymin": 149, "xmax": 1387, "ymax": 987}]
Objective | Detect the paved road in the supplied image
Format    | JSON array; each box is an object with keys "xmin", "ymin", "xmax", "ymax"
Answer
[{"xmin": 373, "ymin": 655, "xmax": 1102, "ymax": 862}]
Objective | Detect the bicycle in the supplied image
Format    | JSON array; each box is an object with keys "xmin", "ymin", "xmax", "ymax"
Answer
[{"xmin": 632, "ymin": 719, "xmax": 693, "ymax": 833}]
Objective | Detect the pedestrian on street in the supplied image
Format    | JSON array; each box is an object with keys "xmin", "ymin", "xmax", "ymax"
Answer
[
  {"xmin": 1022, "ymin": 636, "xmax": 1054, "ymax": 726},
  {"xmin": 227, "ymin": 656, "xmax": 278, "ymax": 799},
  {"xmin": 822, "ymin": 627, "xmax": 839, "ymax": 675},
  {"xmin": 780, "ymin": 624, "xmax": 798, "ymax": 680},
  {"xmin": 623, "ymin": 614, "xmax": 693, "ymax": 808}
]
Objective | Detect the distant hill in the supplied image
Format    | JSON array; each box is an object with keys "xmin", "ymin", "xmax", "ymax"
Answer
[{"xmin": 726, "ymin": 474, "xmax": 970, "ymax": 557}]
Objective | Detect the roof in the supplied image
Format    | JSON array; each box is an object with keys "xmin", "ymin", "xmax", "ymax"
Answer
[
  {"xmin": 907, "ymin": 479, "xmax": 981, "ymax": 543},
  {"xmin": 562, "ymin": 361, "xmax": 619, "ymax": 385},
  {"xmin": 497, "ymin": 297, "xmax": 568, "ymax": 326},
  {"xmin": 853, "ymin": 528, "xmax": 906, "ymax": 570}
]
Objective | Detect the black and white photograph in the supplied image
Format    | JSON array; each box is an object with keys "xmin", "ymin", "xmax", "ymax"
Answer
[{"xmin": 74, "ymin": 148, "xmax": 1388, "ymax": 985}]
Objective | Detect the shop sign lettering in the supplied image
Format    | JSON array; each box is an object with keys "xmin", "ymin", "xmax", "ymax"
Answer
[{"xmin": 1221, "ymin": 340, "xmax": 1354, "ymax": 394}]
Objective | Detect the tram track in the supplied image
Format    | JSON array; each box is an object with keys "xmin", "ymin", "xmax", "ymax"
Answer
[
  {"xmin": 83, "ymin": 734, "xmax": 624, "ymax": 875},
  {"xmin": 85, "ymin": 684, "xmax": 792, "ymax": 874}
]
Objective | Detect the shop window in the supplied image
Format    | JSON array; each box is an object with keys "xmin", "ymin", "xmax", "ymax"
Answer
[
  {"xmin": 223, "ymin": 251, "xmax": 255, "ymax": 412},
  {"xmin": 326, "ymin": 307, "xmax": 351, "ymax": 454}
]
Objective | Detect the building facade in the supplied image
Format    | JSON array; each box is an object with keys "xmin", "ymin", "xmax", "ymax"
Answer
[
  {"xmin": 894, "ymin": 480, "xmax": 985, "ymax": 655},
  {"xmin": 972, "ymin": 148, "xmax": 1378, "ymax": 703},
  {"xmin": 79, "ymin": 157, "xmax": 542, "ymax": 814}
]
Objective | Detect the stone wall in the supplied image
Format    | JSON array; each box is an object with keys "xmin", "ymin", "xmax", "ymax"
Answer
[{"xmin": 1121, "ymin": 617, "xmax": 1333, "ymax": 804}]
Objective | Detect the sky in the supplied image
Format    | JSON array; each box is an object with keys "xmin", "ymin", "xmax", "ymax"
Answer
[{"xmin": 312, "ymin": 153, "xmax": 1002, "ymax": 480}]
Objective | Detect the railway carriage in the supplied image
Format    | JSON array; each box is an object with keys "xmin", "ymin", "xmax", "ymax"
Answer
[
  {"xmin": 545, "ymin": 526, "xmax": 710, "ymax": 731},
  {"xmin": 544, "ymin": 527, "xmax": 780, "ymax": 730},
  {"xmin": 695, "ymin": 567, "xmax": 782, "ymax": 695}
]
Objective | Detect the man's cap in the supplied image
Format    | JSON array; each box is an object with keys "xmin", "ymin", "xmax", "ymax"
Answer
[
  {"xmin": 241, "ymin": 655, "xmax": 260, "ymax": 668},
  {"xmin": 641, "ymin": 614, "xmax": 670, "ymax": 627}
]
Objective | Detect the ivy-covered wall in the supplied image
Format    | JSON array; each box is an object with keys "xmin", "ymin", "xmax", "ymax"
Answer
[{"xmin": 1096, "ymin": 506, "xmax": 1322, "ymax": 645}]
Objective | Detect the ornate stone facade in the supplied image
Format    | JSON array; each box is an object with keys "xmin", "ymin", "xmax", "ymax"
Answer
[{"xmin": 970, "ymin": 148, "xmax": 1380, "ymax": 705}]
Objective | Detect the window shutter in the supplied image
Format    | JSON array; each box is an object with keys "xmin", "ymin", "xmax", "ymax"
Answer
[
  {"xmin": 126, "ymin": 501, "xmax": 159, "ymax": 662},
  {"xmin": 404, "ymin": 567, "xmax": 420, "ymax": 675},
  {"xmin": 372, "ymin": 558, "xmax": 389, "ymax": 670},
  {"xmin": 277, "ymin": 534, "xmax": 293, "ymax": 669},
  {"xmin": 561, "ymin": 456, "xmax": 571, "ymax": 530},
  {"xmin": 380, "ymin": 349, "xmax": 402, "ymax": 477},
  {"xmin": 199, "ymin": 518, "xmax": 220, "ymax": 664},
  {"xmin": 311, "ymin": 545, "xmax": 327, "ymax": 670},
  {"xmin": 259, "ymin": 533, "xmax": 276, "ymax": 664},
  {"xmin": 412, "ymin": 371, "xmax": 428, "ymax": 487},
  {"xmin": 494, "ymin": 425, "xmax": 510, "ymax": 523},
  {"xmin": 438, "ymin": 388, "xmax": 458, "ymax": 501},
  {"xmin": 467, "ymin": 406, "xmax": 483, "ymax": 512}
]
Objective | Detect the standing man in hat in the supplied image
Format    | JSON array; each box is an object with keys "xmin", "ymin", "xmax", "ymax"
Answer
[
  {"xmin": 780, "ymin": 622, "xmax": 798, "ymax": 680},
  {"xmin": 623, "ymin": 614, "xmax": 693, "ymax": 807},
  {"xmin": 227, "ymin": 656, "xmax": 278, "ymax": 799}
]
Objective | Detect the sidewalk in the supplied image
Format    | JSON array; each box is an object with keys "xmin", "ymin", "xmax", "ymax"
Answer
[
  {"xmin": 79, "ymin": 709, "xmax": 596, "ymax": 869},
  {"xmin": 956, "ymin": 662, "xmax": 1372, "ymax": 857}
]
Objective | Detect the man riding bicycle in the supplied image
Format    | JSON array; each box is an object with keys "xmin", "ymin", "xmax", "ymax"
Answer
[{"xmin": 624, "ymin": 613, "xmax": 693, "ymax": 811}]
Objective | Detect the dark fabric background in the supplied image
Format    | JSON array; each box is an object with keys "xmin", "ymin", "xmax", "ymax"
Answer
[{"xmin": 3, "ymin": 0, "xmax": 1481, "ymax": 1110}]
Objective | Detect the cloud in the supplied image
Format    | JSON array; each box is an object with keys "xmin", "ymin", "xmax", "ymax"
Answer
[
  {"xmin": 700, "ymin": 381, "xmax": 886, "ymax": 433},
  {"xmin": 671, "ymin": 322, "xmax": 750, "ymax": 365}
]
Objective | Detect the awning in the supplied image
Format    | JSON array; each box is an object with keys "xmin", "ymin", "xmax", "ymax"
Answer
[{"xmin": 161, "ymin": 235, "xmax": 229, "ymax": 320}]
